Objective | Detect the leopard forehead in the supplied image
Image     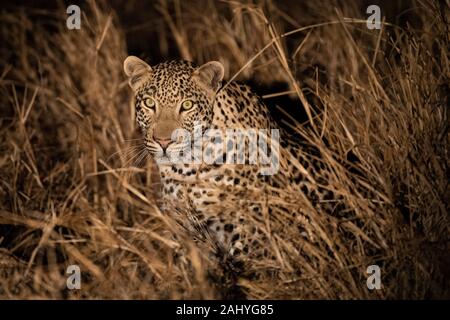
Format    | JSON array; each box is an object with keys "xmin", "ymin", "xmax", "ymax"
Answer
[{"xmin": 135, "ymin": 60, "xmax": 207, "ymax": 107}]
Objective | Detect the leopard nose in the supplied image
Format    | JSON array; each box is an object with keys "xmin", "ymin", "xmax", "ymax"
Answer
[{"xmin": 153, "ymin": 136, "xmax": 173, "ymax": 150}]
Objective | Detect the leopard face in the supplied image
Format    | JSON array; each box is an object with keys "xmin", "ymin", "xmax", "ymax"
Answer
[{"xmin": 123, "ymin": 58, "xmax": 224, "ymax": 161}]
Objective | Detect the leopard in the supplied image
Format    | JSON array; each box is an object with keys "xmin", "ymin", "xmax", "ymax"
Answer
[{"xmin": 123, "ymin": 56, "xmax": 340, "ymax": 264}]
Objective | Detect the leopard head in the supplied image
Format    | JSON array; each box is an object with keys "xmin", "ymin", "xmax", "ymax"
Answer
[{"xmin": 123, "ymin": 57, "xmax": 224, "ymax": 161}]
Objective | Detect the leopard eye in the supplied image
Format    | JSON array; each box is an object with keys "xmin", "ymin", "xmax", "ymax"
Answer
[
  {"xmin": 181, "ymin": 100, "xmax": 194, "ymax": 111},
  {"xmin": 143, "ymin": 97, "xmax": 155, "ymax": 110}
]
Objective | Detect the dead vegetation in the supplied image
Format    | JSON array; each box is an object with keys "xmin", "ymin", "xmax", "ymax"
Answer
[{"xmin": 0, "ymin": 0, "xmax": 448, "ymax": 299}]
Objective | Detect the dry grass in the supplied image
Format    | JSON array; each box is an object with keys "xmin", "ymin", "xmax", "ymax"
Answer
[{"xmin": 0, "ymin": 0, "xmax": 448, "ymax": 299}]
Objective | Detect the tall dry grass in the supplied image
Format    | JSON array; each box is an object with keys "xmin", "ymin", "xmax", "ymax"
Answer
[{"xmin": 0, "ymin": 0, "xmax": 448, "ymax": 299}]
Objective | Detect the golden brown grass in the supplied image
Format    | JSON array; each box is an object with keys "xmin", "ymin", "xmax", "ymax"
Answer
[{"xmin": 0, "ymin": 0, "xmax": 448, "ymax": 299}]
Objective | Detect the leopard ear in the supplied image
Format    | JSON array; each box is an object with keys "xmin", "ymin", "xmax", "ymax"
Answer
[
  {"xmin": 192, "ymin": 61, "xmax": 224, "ymax": 93},
  {"xmin": 123, "ymin": 56, "xmax": 152, "ymax": 91}
]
